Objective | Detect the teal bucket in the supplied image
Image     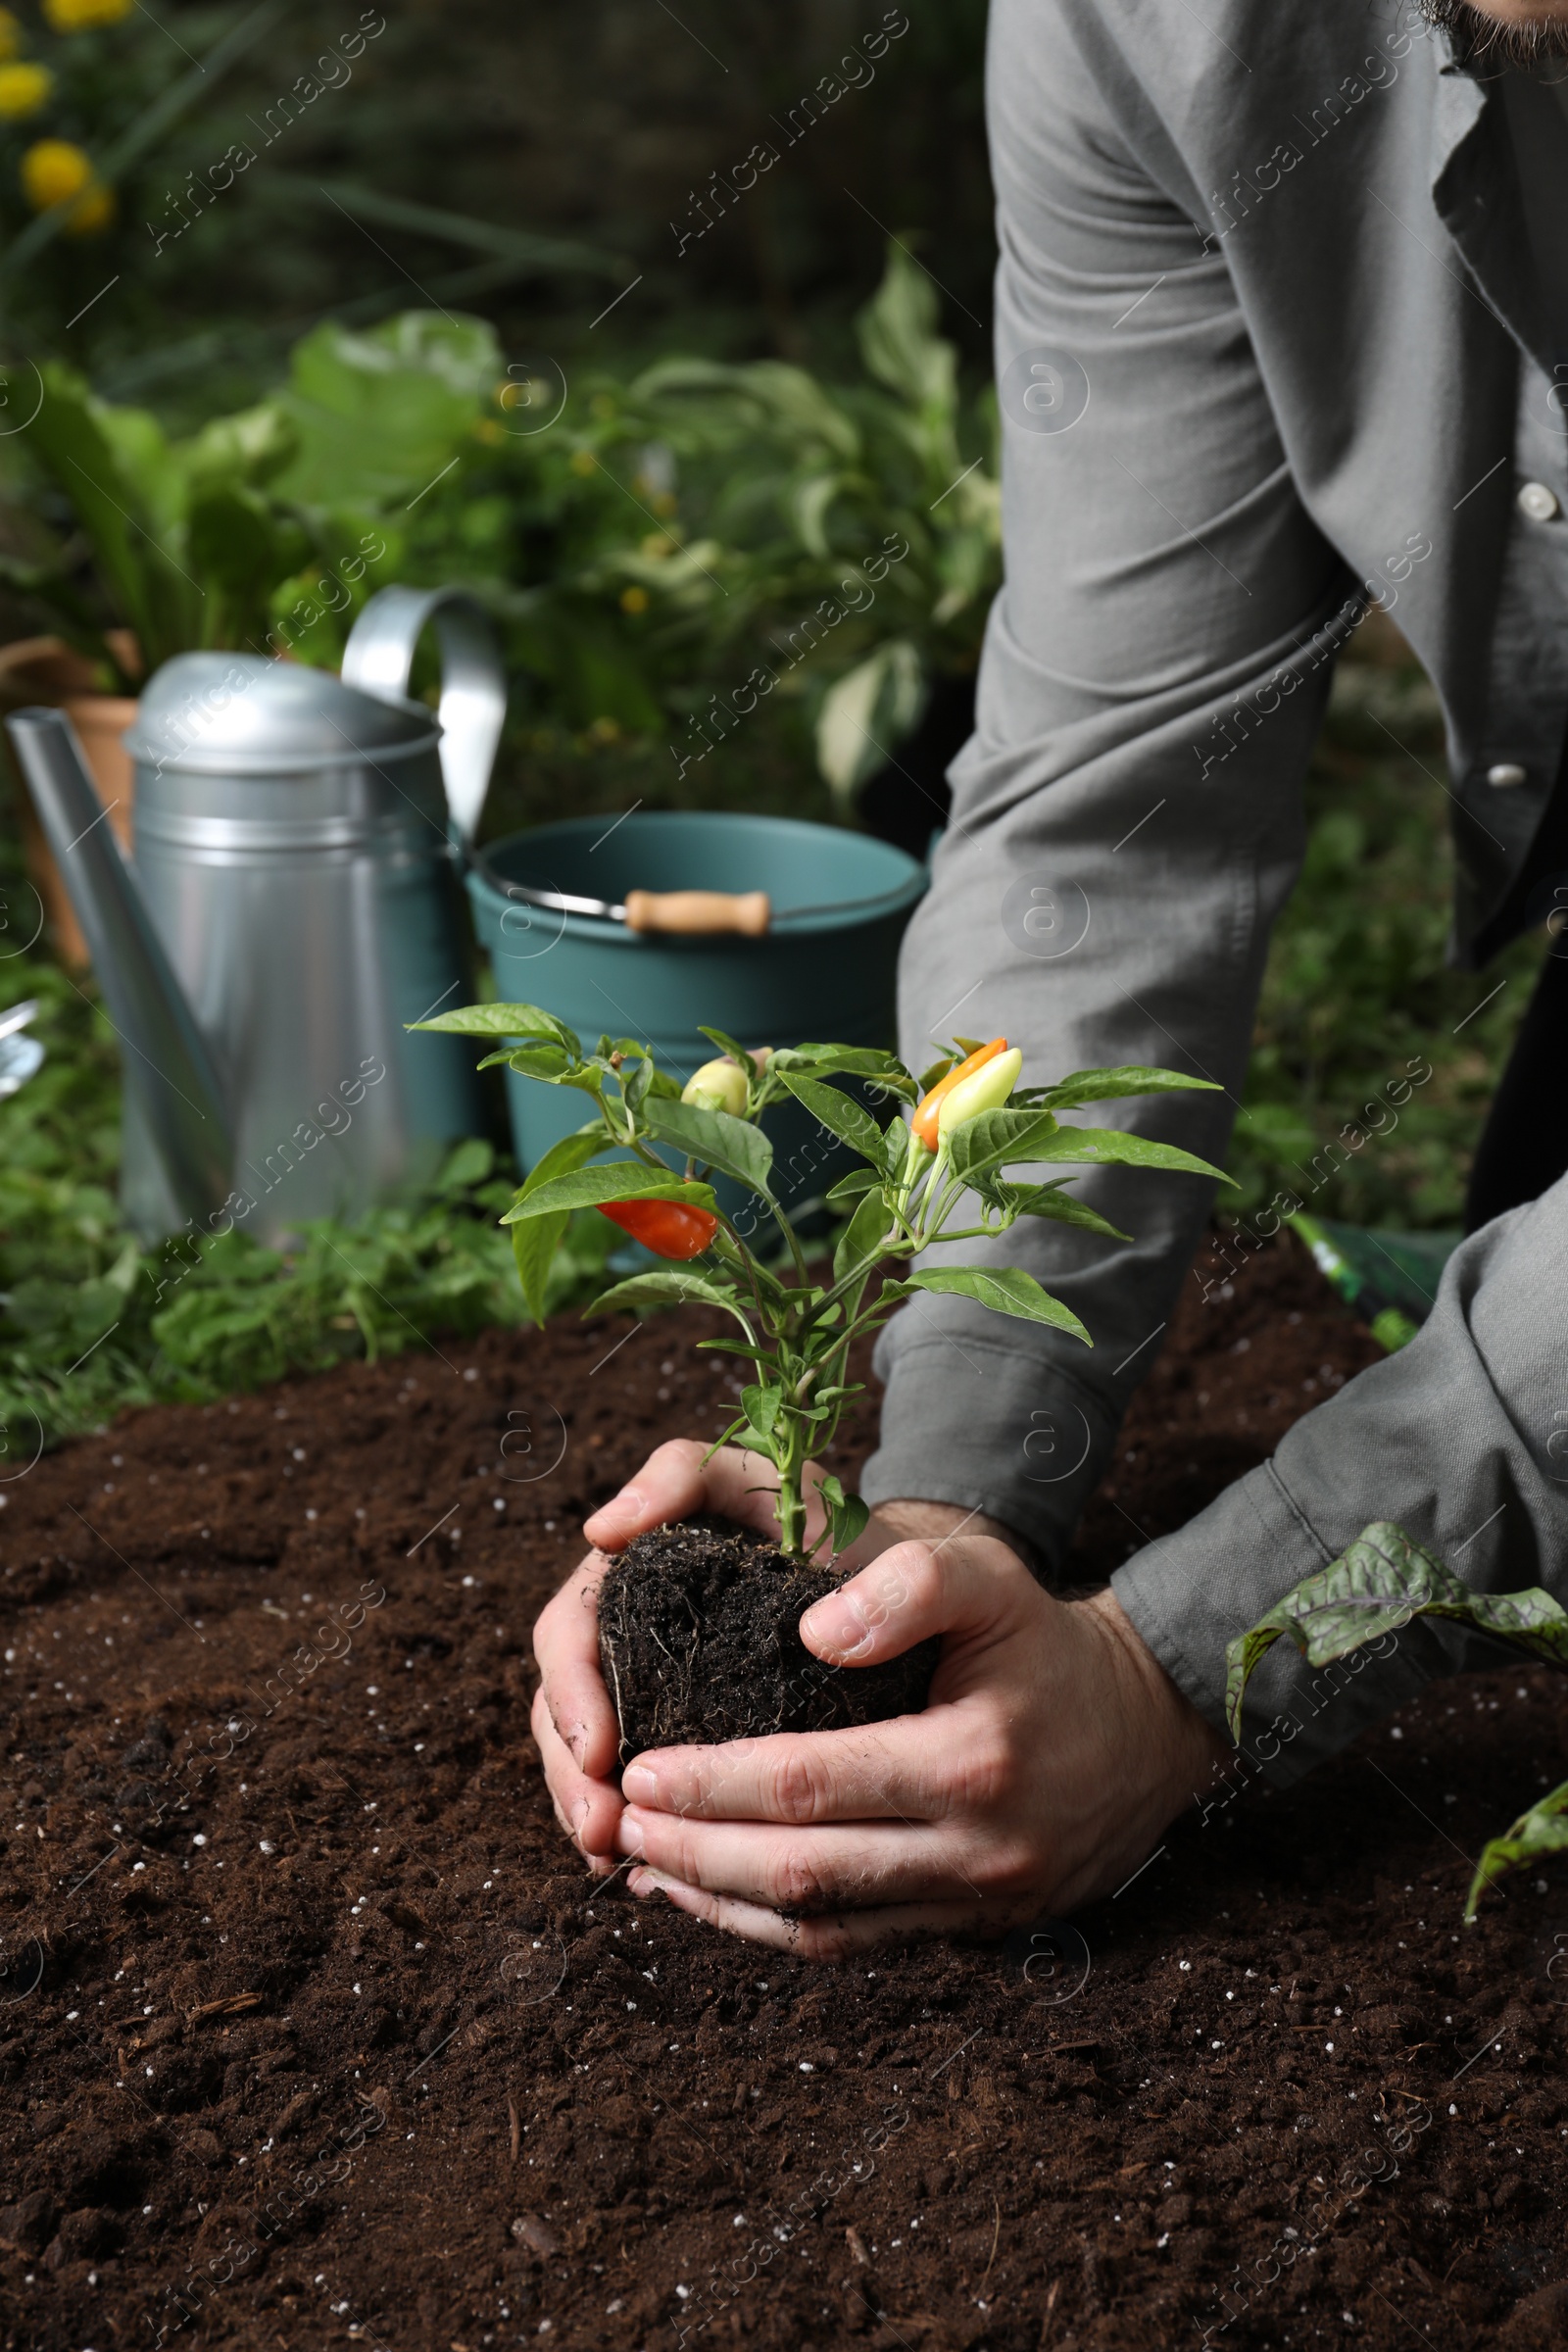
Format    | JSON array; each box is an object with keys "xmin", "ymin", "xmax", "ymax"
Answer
[{"xmin": 467, "ymin": 810, "xmax": 927, "ymax": 1224}]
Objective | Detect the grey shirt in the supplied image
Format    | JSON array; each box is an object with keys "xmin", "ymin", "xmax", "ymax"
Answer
[{"xmin": 858, "ymin": 2, "xmax": 1568, "ymax": 1774}]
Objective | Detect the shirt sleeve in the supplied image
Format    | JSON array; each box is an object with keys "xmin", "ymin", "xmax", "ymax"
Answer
[
  {"xmin": 1112, "ymin": 1171, "xmax": 1568, "ymax": 1786},
  {"xmin": 860, "ymin": 0, "xmax": 1358, "ymax": 1569}
]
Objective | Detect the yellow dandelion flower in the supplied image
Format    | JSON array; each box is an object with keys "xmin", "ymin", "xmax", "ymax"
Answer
[
  {"xmin": 619, "ymin": 585, "xmax": 650, "ymax": 615},
  {"xmin": 21, "ymin": 139, "xmax": 112, "ymax": 231},
  {"xmin": 42, "ymin": 0, "xmax": 132, "ymax": 30},
  {"xmin": 22, "ymin": 137, "xmax": 90, "ymax": 208},
  {"xmin": 472, "ymin": 417, "xmax": 505, "ymax": 447},
  {"xmin": 0, "ymin": 62, "xmax": 52, "ymax": 118},
  {"xmin": 568, "ymin": 448, "xmax": 597, "ymax": 478},
  {"xmin": 0, "ymin": 11, "xmax": 24, "ymax": 63}
]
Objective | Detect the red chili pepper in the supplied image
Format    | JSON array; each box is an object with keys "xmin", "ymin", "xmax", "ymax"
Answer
[{"xmin": 597, "ymin": 1199, "xmax": 719, "ymax": 1259}]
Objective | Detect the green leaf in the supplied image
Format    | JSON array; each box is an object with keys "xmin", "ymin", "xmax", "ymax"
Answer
[
  {"xmin": 1031, "ymin": 1127, "xmax": 1231, "ymax": 1182},
  {"xmin": 276, "ymin": 311, "xmax": 498, "ymax": 506},
  {"xmin": 945, "ymin": 1108, "xmax": 1061, "ymax": 1186},
  {"xmin": 644, "ymin": 1098, "xmax": 773, "ymax": 1197},
  {"xmin": 507, "ymin": 1127, "xmax": 603, "ymax": 1325},
  {"xmin": 773, "ymin": 1046, "xmax": 915, "ymax": 1095},
  {"xmin": 696, "ymin": 1335, "xmax": 780, "ymax": 1363},
  {"xmin": 816, "ymin": 1472, "xmax": 871, "ymax": 1560},
  {"xmin": 1030, "ymin": 1065, "xmax": 1224, "ymax": 1110},
  {"xmin": 698, "ymin": 1026, "xmax": 755, "ymax": 1071},
  {"xmin": 742, "ymin": 1382, "xmax": 784, "ymax": 1442},
  {"xmin": 414, "ymin": 1002, "xmax": 580, "ymax": 1052},
  {"xmin": 856, "ymin": 241, "xmax": 956, "ymax": 413},
  {"xmin": 586, "ymin": 1268, "xmax": 746, "ymax": 1321},
  {"xmin": 834, "ymin": 1187, "xmax": 891, "ymax": 1287},
  {"xmin": 825, "ymin": 1167, "xmax": 881, "ymax": 1207},
  {"xmin": 995, "ymin": 1181, "xmax": 1131, "ymax": 1242},
  {"xmin": 1223, "ymin": 1521, "xmax": 1568, "ymax": 1740},
  {"xmin": 501, "ymin": 1165, "xmax": 717, "ymax": 1222},
  {"xmin": 902, "ymin": 1264, "xmax": 1091, "ymax": 1344},
  {"xmin": 775, "ymin": 1070, "xmax": 886, "ymax": 1164},
  {"xmin": 815, "ymin": 639, "xmax": 926, "ymax": 801},
  {"xmin": 1467, "ymin": 1782, "xmax": 1568, "ymax": 1920}
]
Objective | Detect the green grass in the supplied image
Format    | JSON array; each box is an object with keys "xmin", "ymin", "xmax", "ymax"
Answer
[{"xmin": 0, "ymin": 619, "xmax": 1538, "ymax": 1449}]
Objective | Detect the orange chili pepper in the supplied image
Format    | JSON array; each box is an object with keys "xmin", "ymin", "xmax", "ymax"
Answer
[
  {"xmin": 598, "ymin": 1199, "xmax": 719, "ymax": 1259},
  {"xmin": 910, "ymin": 1037, "xmax": 1009, "ymax": 1151}
]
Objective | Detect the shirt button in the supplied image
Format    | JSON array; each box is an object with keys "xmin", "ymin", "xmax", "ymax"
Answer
[
  {"xmin": 1486, "ymin": 761, "xmax": 1529, "ymax": 788},
  {"xmin": 1517, "ymin": 480, "xmax": 1562, "ymax": 522}
]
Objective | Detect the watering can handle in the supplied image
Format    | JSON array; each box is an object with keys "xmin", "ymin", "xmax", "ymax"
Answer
[{"xmin": 341, "ymin": 585, "xmax": 505, "ymax": 850}]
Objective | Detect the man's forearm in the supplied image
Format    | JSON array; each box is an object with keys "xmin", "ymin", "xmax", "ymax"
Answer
[{"xmin": 1112, "ymin": 1172, "xmax": 1568, "ymax": 1783}]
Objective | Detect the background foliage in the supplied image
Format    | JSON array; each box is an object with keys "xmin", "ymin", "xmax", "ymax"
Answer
[{"xmin": 0, "ymin": 0, "xmax": 1542, "ymax": 1447}]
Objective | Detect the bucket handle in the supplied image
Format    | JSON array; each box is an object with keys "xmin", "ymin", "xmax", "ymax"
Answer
[{"xmin": 342, "ymin": 585, "xmax": 505, "ymax": 849}]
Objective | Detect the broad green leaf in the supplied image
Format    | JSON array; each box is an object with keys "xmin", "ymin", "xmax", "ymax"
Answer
[
  {"xmin": 501, "ymin": 1165, "xmax": 716, "ymax": 1223},
  {"xmin": 1030, "ymin": 1066, "xmax": 1223, "ymax": 1110},
  {"xmin": 833, "ymin": 1187, "xmax": 891, "ymax": 1286},
  {"xmin": 276, "ymin": 311, "xmax": 499, "ymax": 505},
  {"xmin": 1032, "ymin": 1127, "xmax": 1231, "ymax": 1183},
  {"xmin": 945, "ymin": 1107, "xmax": 1060, "ymax": 1186},
  {"xmin": 1467, "ymin": 1782, "xmax": 1568, "ymax": 1919},
  {"xmin": 586, "ymin": 1268, "xmax": 747, "ymax": 1322},
  {"xmin": 645, "ymin": 1098, "xmax": 773, "ymax": 1197},
  {"xmin": 414, "ymin": 1002, "xmax": 580, "ymax": 1052},
  {"xmin": 903, "ymin": 1264, "xmax": 1090, "ymax": 1345},
  {"xmin": 742, "ymin": 1382, "xmax": 784, "ymax": 1441},
  {"xmin": 815, "ymin": 639, "xmax": 925, "ymax": 801},
  {"xmin": 1224, "ymin": 1521, "xmax": 1568, "ymax": 1740},
  {"xmin": 775, "ymin": 1070, "xmax": 885, "ymax": 1164},
  {"xmin": 507, "ymin": 1127, "xmax": 602, "ymax": 1325},
  {"xmin": 857, "ymin": 242, "xmax": 956, "ymax": 413}
]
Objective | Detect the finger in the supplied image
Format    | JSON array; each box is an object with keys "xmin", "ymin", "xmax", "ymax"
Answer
[
  {"xmin": 531, "ymin": 1555, "xmax": 618, "ymax": 1779},
  {"xmin": 531, "ymin": 1683, "xmax": 623, "ymax": 1859},
  {"xmin": 625, "ymin": 1866, "xmax": 1022, "ymax": 1957},
  {"xmin": 615, "ymin": 1805, "xmax": 1004, "ymax": 1911},
  {"xmin": 798, "ymin": 1534, "xmax": 1035, "ymax": 1668},
  {"xmin": 621, "ymin": 1715, "xmax": 951, "ymax": 1825},
  {"xmin": 583, "ymin": 1440, "xmax": 787, "ymax": 1551}
]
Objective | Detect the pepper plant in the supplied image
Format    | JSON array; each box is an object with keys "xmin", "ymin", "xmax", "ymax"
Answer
[
  {"xmin": 1226, "ymin": 1522, "xmax": 1568, "ymax": 1917},
  {"xmin": 418, "ymin": 1004, "xmax": 1225, "ymax": 1562}
]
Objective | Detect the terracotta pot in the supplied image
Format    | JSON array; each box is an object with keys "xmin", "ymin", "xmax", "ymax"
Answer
[{"xmin": 0, "ymin": 632, "xmax": 140, "ymax": 970}]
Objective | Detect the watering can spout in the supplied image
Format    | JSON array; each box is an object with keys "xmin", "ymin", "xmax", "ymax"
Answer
[{"xmin": 5, "ymin": 707, "xmax": 232, "ymax": 1232}]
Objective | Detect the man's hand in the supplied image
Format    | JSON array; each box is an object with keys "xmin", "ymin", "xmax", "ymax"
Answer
[{"xmin": 529, "ymin": 1442, "xmax": 1227, "ymax": 1949}]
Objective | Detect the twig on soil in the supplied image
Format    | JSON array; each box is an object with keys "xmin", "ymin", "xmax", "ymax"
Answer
[
  {"xmin": 978, "ymin": 2197, "xmax": 1001, "ymax": 2294},
  {"xmin": 508, "ymin": 2094, "xmax": 520, "ymax": 2164},
  {"xmin": 187, "ymin": 1991, "xmax": 263, "ymax": 2026}
]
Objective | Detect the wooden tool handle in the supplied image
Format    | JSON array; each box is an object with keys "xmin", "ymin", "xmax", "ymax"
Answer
[{"xmin": 623, "ymin": 889, "xmax": 771, "ymax": 937}]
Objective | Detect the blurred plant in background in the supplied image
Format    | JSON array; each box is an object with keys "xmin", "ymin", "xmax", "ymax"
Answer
[
  {"xmin": 1227, "ymin": 639, "xmax": 1543, "ymax": 1234},
  {"xmin": 0, "ymin": 247, "xmax": 998, "ymax": 792}
]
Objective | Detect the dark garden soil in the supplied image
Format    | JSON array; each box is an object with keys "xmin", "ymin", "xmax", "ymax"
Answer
[
  {"xmin": 599, "ymin": 1524, "xmax": 940, "ymax": 1755},
  {"xmin": 1, "ymin": 1226, "xmax": 1566, "ymax": 2352}
]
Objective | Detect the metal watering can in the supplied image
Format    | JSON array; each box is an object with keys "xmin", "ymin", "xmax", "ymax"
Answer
[{"xmin": 6, "ymin": 585, "xmax": 505, "ymax": 1247}]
